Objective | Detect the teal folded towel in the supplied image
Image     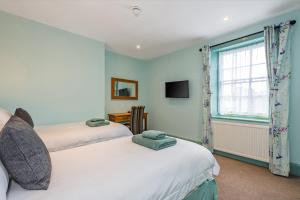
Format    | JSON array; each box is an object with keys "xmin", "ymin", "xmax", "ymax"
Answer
[
  {"xmin": 132, "ymin": 134, "xmax": 177, "ymax": 150},
  {"xmin": 89, "ymin": 118, "xmax": 105, "ymax": 122},
  {"xmin": 86, "ymin": 119, "xmax": 109, "ymax": 127},
  {"xmin": 142, "ymin": 130, "xmax": 166, "ymax": 140}
]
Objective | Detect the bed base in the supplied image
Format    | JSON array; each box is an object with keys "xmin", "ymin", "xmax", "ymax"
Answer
[{"xmin": 183, "ymin": 178, "xmax": 218, "ymax": 200}]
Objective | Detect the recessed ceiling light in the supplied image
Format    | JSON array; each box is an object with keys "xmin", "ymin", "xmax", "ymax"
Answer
[
  {"xmin": 223, "ymin": 16, "xmax": 229, "ymax": 21},
  {"xmin": 136, "ymin": 45, "xmax": 141, "ymax": 50}
]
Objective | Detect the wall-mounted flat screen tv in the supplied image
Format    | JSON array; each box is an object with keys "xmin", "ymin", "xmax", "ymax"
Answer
[{"xmin": 165, "ymin": 80, "xmax": 189, "ymax": 98}]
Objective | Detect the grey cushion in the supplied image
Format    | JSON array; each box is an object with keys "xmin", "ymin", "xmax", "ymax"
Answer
[
  {"xmin": 0, "ymin": 116, "xmax": 51, "ymax": 190},
  {"xmin": 14, "ymin": 108, "xmax": 34, "ymax": 128}
]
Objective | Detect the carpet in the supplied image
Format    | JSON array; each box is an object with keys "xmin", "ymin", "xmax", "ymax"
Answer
[{"xmin": 215, "ymin": 155, "xmax": 300, "ymax": 200}]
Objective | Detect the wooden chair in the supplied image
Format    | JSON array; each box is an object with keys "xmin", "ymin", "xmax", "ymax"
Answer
[{"xmin": 130, "ymin": 106, "xmax": 145, "ymax": 135}]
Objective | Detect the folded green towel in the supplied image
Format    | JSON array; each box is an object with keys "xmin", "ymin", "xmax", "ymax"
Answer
[
  {"xmin": 142, "ymin": 130, "xmax": 166, "ymax": 140},
  {"xmin": 86, "ymin": 120, "xmax": 110, "ymax": 127},
  {"xmin": 89, "ymin": 118, "xmax": 105, "ymax": 122},
  {"xmin": 132, "ymin": 134, "xmax": 177, "ymax": 150}
]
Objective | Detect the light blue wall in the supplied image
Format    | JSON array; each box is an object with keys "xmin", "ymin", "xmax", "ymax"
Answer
[
  {"xmin": 105, "ymin": 50, "xmax": 148, "ymax": 115},
  {"xmin": 147, "ymin": 9, "xmax": 300, "ymax": 165},
  {"xmin": 146, "ymin": 48, "xmax": 203, "ymax": 142},
  {"xmin": 0, "ymin": 11, "xmax": 106, "ymax": 125}
]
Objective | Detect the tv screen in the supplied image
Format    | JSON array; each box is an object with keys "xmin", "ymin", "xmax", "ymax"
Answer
[{"xmin": 165, "ymin": 80, "xmax": 189, "ymax": 98}]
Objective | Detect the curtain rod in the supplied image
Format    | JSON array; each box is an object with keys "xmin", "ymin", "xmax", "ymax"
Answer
[{"xmin": 199, "ymin": 20, "xmax": 296, "ymax": 52}]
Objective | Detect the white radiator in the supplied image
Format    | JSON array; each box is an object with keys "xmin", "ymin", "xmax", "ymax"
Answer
[{"xmin": 212, "ymin": 121, "xmax": 269, "ymax": 162}]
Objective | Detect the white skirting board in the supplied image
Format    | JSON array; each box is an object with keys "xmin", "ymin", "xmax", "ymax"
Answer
[{"xmin": 212, "ymin": 120, "xmax": 269, "ymax": 162}]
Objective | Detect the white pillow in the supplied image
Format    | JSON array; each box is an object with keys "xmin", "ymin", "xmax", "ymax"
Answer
[
  {"xmin": 0, "ymin": 109, "xmax": 10, "ymax": 200},
  {"xmin": 0, "ymin": 122, "xmax": 4, "ymax": 132},
  {"xmin": 0, "ymin": 160, "xmax": 9, "ymax": 200},
  {"xmin": 0, "ymin": 108, "xmax": 12, "ymax": 126}
]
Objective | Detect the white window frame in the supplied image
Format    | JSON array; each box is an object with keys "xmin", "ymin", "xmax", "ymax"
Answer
[{"xmin": 216, "ymin": 41, "xmax": 269, "ymax": 121}]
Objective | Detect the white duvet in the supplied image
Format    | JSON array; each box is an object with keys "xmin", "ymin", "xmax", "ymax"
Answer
[
  {"xmin": 7, "ymin": 136, "xmax": 219, "ymax": 200},
  {"xmin": 35, "ymin": 122, "xmax": 132, "ymax": 152}
]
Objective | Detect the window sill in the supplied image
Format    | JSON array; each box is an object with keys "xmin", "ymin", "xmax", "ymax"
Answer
[{"xmin": 212, "ymin": 115, "xmax": 270, "ymax": 124}]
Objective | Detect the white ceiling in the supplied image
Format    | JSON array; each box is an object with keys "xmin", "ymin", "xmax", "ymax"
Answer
[{"xmin": 0, "ymin": 0, "xmax": 300, "ymax": 60}]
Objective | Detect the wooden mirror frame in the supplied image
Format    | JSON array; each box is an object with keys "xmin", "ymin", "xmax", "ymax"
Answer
[{"xmin": 111, "ymin": 77, "xmax": 138, "ymax": 100}]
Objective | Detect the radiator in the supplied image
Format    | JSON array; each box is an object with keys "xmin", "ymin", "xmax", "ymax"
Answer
[{"xmin": 212, "ymin": 120, "xmax": 269, "ymax": 162}]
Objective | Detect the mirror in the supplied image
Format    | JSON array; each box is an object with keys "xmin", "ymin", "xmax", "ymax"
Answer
[{"xmin": 111, "ymin": 77, "xmax": 138, "ymax": 100}]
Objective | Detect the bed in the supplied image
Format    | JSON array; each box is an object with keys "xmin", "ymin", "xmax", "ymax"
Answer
[
  {"xmin": 35, "ymin": 121, "xmax": 132, "ymax": 152},
  {"xmin": 7, "ymin": 136, "xmax": 219, "ymax": 200},
  {"xmin": 1, "ymin": 107, "xmax": 219, "ymax": 200}
]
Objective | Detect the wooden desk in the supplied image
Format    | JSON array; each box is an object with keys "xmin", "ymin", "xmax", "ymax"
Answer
[{"xmin": 108, "ymin": 112, "xmax": 148, "ymax": 130}]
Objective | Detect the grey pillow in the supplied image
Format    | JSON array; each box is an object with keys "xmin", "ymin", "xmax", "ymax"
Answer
[
  {"xmin": 0, "ymin": 116, "xmax": 51, "ymax": 190},
  {"xmin": 14, "ymin": 108, "xmax": 34, "ymax": 128}
]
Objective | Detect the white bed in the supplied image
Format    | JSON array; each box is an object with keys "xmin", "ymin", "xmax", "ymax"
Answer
[
  {"xmin": 35, "ymin": 121, "xmax": 132, "ymax": 152},
  {"xmin": 7, "ymin": 136, "xmax": 219, "ymax": 200}
]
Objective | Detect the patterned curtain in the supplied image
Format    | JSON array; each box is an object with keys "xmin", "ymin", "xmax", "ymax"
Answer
[
  {"xmin": 201, "ymin": 45, "xmax": 213, "ymax": 152},
  {"xmin": 264, "ymin": 21, "xmax": 292, "ymax": 176}
]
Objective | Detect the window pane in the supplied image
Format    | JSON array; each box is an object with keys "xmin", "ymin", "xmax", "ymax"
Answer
[
  {"xmin": 222, "ymin": 69, "xmax": 233, "ymax": 81},
  {"xmin": 237, "ymin": 66, "xmax": 250, "ymax": 80},
  {"xmin": 240, "ymin": 97, "xmax": 249, "ymax": 114},
  {"xmin": 252, "ymin": 45, "xmax": 266, "ymax": 64},
  {"xmin": 223, "ymin": 54, "xmax": 233, "ymax": 69},
  {"xmin": 219, "ymin": 96, "xmax": 232, "ymax": 114},
  {"xmin": 253, "ymin": 97, "xmax": 269, "ymax": 116},
  {"xmin": 236, "ymin": 49, "xmax": 250, "ymax": 67},
  {"xmin": 252, "ymin": 64, "xmax": 267, "ymax": 78},
  {"xmin": 252, "ymin": 81, "xmax": 268, "ymax": 96},
  {"xmin": 220, "ymin": 84, "xmax": 232, "ymax": 96},
  {"xmin": 218, "ymin": 41, "xmax": 269, "ymax": 118}
]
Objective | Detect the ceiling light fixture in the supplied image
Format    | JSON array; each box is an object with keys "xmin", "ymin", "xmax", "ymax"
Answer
[
  {"xmin": 132, "ymin": 6, "xmax": 142, "ymax": 17},
  {"xmin": 223, "ymin": 16, "xmax": 229, "ymax": 21},
  {"xmin": 136, "ymin": 44, "xmax": 141, "ymax": 50}
]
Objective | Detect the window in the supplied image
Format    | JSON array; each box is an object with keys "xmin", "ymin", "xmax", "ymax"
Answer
[{"xmin": 216, "ymin": 41, "xmax": 269, "ymax": 120}]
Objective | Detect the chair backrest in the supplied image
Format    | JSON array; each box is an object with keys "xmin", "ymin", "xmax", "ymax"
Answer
[{"xmin": 130, "ymin": 106, "xmax": 145, "ymax": 135}]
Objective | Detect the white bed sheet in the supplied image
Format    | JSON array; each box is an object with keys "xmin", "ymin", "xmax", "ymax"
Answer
[
  {"xmin": 8, "ymin": 136, "xmax": 219, "ymax": 200},
  {"xmin": 35, "ymin": 121, "xmax": 133, "ymax": 152}
]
